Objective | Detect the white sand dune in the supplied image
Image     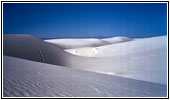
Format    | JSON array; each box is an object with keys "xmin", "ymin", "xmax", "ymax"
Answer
[
  {"xmin": 44, "ymin": 36, "xmax": 133, "ymax": 49},
  {"xmin": 65, "ymin": 36, "xmax": 166, "ymax": 57},
  {"xmin": 64, "ymin": 36, "xmax": 167, "ymax": 85},
  {"xmin": 3, "ymin": 35, "xmax": 167, "ymax": 86},
  {"xmin": 3, "ymin": 34, "xmax": 75, "ymax": 67},
  {"xmin": 101, "ymin": 36, "xmax": 133, "ymax": 44},
  {"xmin": 45, "ymin": 38, "xmax": 109, "ymax": 49},
  {"xmin": 3, "ymin": 56, "xmax": 167, "ymax": 97}
]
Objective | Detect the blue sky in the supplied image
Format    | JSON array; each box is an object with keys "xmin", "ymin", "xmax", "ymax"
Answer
[{"xmin": 3, "ymin": 3, "xmax": 167, "ymax": 38}]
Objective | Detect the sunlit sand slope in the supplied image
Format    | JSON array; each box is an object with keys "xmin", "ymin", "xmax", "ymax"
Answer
[{"xmin": 3, "ymin": 56, "xmax": 167, "ymax": 97}]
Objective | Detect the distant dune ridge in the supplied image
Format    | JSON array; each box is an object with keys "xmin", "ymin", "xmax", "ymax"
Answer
[
  {"xmin": 101, "ymin": 36, "xmax": 133, "ymax": 44},
  {"xmin": 45, "ymin": 38, "xmax": 109, "ymax": 49},
  {"xmin": 3, "ymin": 34, "xmax": 167, "ymax": 92},
  {"xmin": 65, "ymin": 36, "xmax": 166, "ymax": 57},
  {"xmin": 44, "ymin": 36, "xmax": 133, "ymax": 49}
]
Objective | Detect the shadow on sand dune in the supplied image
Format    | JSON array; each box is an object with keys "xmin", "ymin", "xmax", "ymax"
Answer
[{"xmin": 3, "ymin": 34, "xmax": 75, "ymax": 67}]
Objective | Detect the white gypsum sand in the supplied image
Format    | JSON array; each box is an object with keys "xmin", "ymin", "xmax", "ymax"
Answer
[
  {"xmin": 44, "ymin": 38, "xmax": 109, "ymax": 49},
  {"xmin": 48, "ymin": 36, "xmax": 167, "ymax": 85},
  {"xmin": 3, "ymin": 56, "xmax": 167, "ymax": 97},
  {"xmin": 65, "ymin": 36, "xmax": 166, "ymax": 57},
  {"xmin": 44, "ymin": 36, "xmax": 133, "ymax": 49},
  {"xmin": 3, "ymin": 35, "xmax": 167, "ymax": 86}
]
